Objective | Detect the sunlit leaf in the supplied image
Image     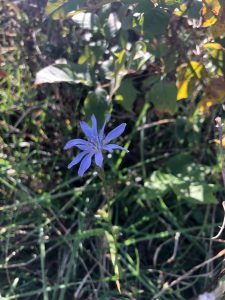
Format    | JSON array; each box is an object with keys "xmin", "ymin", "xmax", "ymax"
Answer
[
  {"xmin": 72, "ymin": 12, "xmax": 99, "ymax": 31},
  {"xmin": 164, "ymin": 0, "xmax": 182, "ymax": 5},
  {"xmin": 176, "ymin": 61, "xmax": 204, "ymax": 100},
  {"xmin": 201, "ymin": 0, "xmax": 221, "ymax": 28},
  {"xmin": 45, "ymin": 0, "xmax": 84, "ymax": 20},
  {"xmin": 177, "ymin": 80, "xmax": 189, "ymax": 100},
  {"xmin": 103, "ymin": 12, "xmax": 122, "ymax": 38},
  {"xmin": 35, "ymin": 61, "xmax": 92, "ymax": 86},
  {"xmin": 173, "ymin": 4, "xmax": 187, "ymax": 16},
  {"xmin": 203, "ymin": 42, "xmax": 223, "ymax": 50}
]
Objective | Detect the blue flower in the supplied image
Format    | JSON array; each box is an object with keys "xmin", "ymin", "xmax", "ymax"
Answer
[{"xmin": 64, "ymin": 114, "xmax": 129, "ymax": 176}]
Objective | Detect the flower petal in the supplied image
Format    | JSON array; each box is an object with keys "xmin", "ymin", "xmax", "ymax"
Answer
[
  {"xmin": 103, "ymin": 123, "xmax": 127, "ymax": 144},
  {"xmin": 91, "ymin": 114, "xmax": 98, "ymax": 136},
  {"xmin": 99, "ymin": 114, "xmax": 111, "ymax": 141},
  {"xmin": 78, "ymin": 153, "xmax": 93, "ymax": 176},
  {"xmin": 64, "ymin": 139, "xmax": 90, "ymax": 150},
  {"xmin": 95, "ymin": 151, "xmax": 103, "ymax": 167},
  {"xmin": 67, "ymin": 151, "xmax": 89, "ymax": 169},
  {"xmin": 80, "ymin": 121, "xmax": 93, "ymax": 140},
  {"xmin": 75, "ymin": 144, "xmax": 93, "ymax": 151},
  {"xmin": 103, "ymin": 144, "xmax": 129, "ymax": 153}
]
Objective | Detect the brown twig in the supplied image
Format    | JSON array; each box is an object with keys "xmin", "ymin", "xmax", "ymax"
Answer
[
  {"xmin": 153, "ymin": 249, "xmax": 225, "ymax": 299},
  {"xmin": 137, "ymin": 119, "xmax": 176, "ymax": 131}
]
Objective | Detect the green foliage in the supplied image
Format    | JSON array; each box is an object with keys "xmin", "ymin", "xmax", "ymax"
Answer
[
  {"xmin": 147, "ymin": 80, "xmax": 178, "ymax": 114},
  {"xmin": 83, "ymin": 88, "xmax": 112, "ymax": 126},
  {"xmin": 35, "ymin": 62, "xmax": 93, "ymax": 86},
  {"xmin": 116, "ymin": 78, "xmax": 137, "ymax": 111}
]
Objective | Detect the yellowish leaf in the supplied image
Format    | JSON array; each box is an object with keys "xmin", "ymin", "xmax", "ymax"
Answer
[
  {"xmin": 176, "ymin": 61, "xmax": 204, "ymax": 100},
  {"xmin": 177, "ymin": 79, "xmax": 189, "ymax": 100},
  {"xmin": 210, "ymin": 7, "xmax": 225, "ymax": 38},
  {"xmin": 201, "ymin": 0, "xmax": 221, "ymax": 28},
  {"xmin": 198, "ymin": 77, "xmax": 225, "ymax": 114},
  {"xmin": 203, "ymin": 42, "xmax": 222, "ymax": 50},
  {"xmin": 209, "ymin": 137, "xmax": 225, "ymax": 148},
  {"xmin": 173, "ymin": 4, "xmax": 187, "ymax": 17}
]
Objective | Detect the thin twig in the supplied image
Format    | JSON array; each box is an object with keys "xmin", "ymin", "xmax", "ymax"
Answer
[
  {"xmin": 212, "ymin": 201, "xmax": 225, "ymax": 240},
  {"xmin": 215, "ymin": 117, "xmax": 225, "ymax": 187},
  {"xmin": 152, "ymin": 249, "xmax": 225, "ymax": 299},
  {"xmin": 211, "ymin": 117, "xmax": 225, "ymax": 240},
  {"xmin": 137, "ymin": 119, "xmax": 176, "ymax": 131},
  {"xmin": 166, "ymin": 232, "xmax": 180, "ymax": 264}
]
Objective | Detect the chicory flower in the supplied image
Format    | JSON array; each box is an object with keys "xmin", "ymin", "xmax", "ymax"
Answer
[{"xmin": 64, "ymin": 114, "xmax": 129, "ymax": 176}]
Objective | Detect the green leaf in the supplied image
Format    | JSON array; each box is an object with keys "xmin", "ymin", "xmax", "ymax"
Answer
[
  {"xmin": 172, "ymin": 181, "xmax": 217, "ymax": 204},
  {"xmin": 72, "ymin": 12, "xmax": 99, "ymax": 31},
  {"xmin": 164, "ymin": 0, "xmax": 182, "ymax": 5},
  {"xmin": 115, "ymin": 78, "xmax": 137, "ymax": 111},
  {"xmin": 143, "ymin": 8, "xmax": 169, "ymax": 37},
  {"xmin": 83, "ymin": 88, "xmax": 112, "ymax": 127},
  {"xmin": 35, "ymin": 61, "xmax": 92, "ymax": 86},
  {"xmin": 103, "ymin": 12, "xmax": 122, "ymax": 38},
  {"xmin": 45, "ymin": 0, "xmax": 84, "ymax": 20},
  {"xmin": 142, "ymin": 171, "xmax": 175, "ymax": 200},
  {"xmin": 143, "ymin": 165, "xmax": 217, "ymax": 204},
  {"xmin": 45, "ymin": 0, "xmax": 67, "ymax": 16},
  {"xmin": 146, "ymin": 80, "xmax": 177, "ymax": 114}
]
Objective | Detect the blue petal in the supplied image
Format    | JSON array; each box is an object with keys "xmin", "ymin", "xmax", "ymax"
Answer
[
  {"xmin": 103, "ymin": 144, "xmax": 129, "ymax": 153},
  {"xmin": 99, "ymin": 114, "xmax": 111, "ymax": 141},
  {"xmin": 95, "ymin": 151, "xmax": 103, "ymax": 167},
  {"xmin": 75, "ymin": 144, "xmax": 93, "ymax": 151},
  {"xmin": 64, "ymin": 139, "xmax": 91, "ymax": 150},
  {"xmin": 68, "ymin": 151, "xmax": 89, "ymax": 169},
  {"xmin": 78, "ymin": 153, "xmax": 93, "ymax": 176},
  {"xmin": 80, "ymin": 121, "xmax": 93, "ymax": 140},
  {"xmin": 91, "ymin": 115, "xmax": 98, "ymax": 136},
  {"xmin": 103, "ymin": 123, "xmax": 127, "ymax": 144}
]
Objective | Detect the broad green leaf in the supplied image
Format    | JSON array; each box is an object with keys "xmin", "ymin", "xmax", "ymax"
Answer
[
  {"xmin": 172, "ymin": 182, "xmax": 217, "ymax": 204},
  {"xmin": 147, "ymin": 80, "xmax": 177, "ymax": 114},
  {"xmin": 83, "ymin": 88, "xmax": 112, "ymax": 127},
  {"xmin": 144, "ymin": 8, "xmax": 169, "ymax": 37},
  {"xmin": 115, "ymin": 78, "xmax": 137, "ymax": 111},
  {"xmin": 35, "ymin": 61, "xmax": 92, "ymax": 86},
  {"xmin": 142, "ymin": 171, "xmax": 175, "ymax": 200},
  {"xmin": 103, "ymin": 12, "xmax": 122, "ymax": 38},
  {"xmin": 72, "ymin": 12, "xmax": 99, "ymax": 31},
  {"xmin": 166, "ymin": 154, "xmax": 217, "ymax": 203},
  {"xmin": 143, "ymin": 154, "xmax": 218, "ymax": 204}
]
